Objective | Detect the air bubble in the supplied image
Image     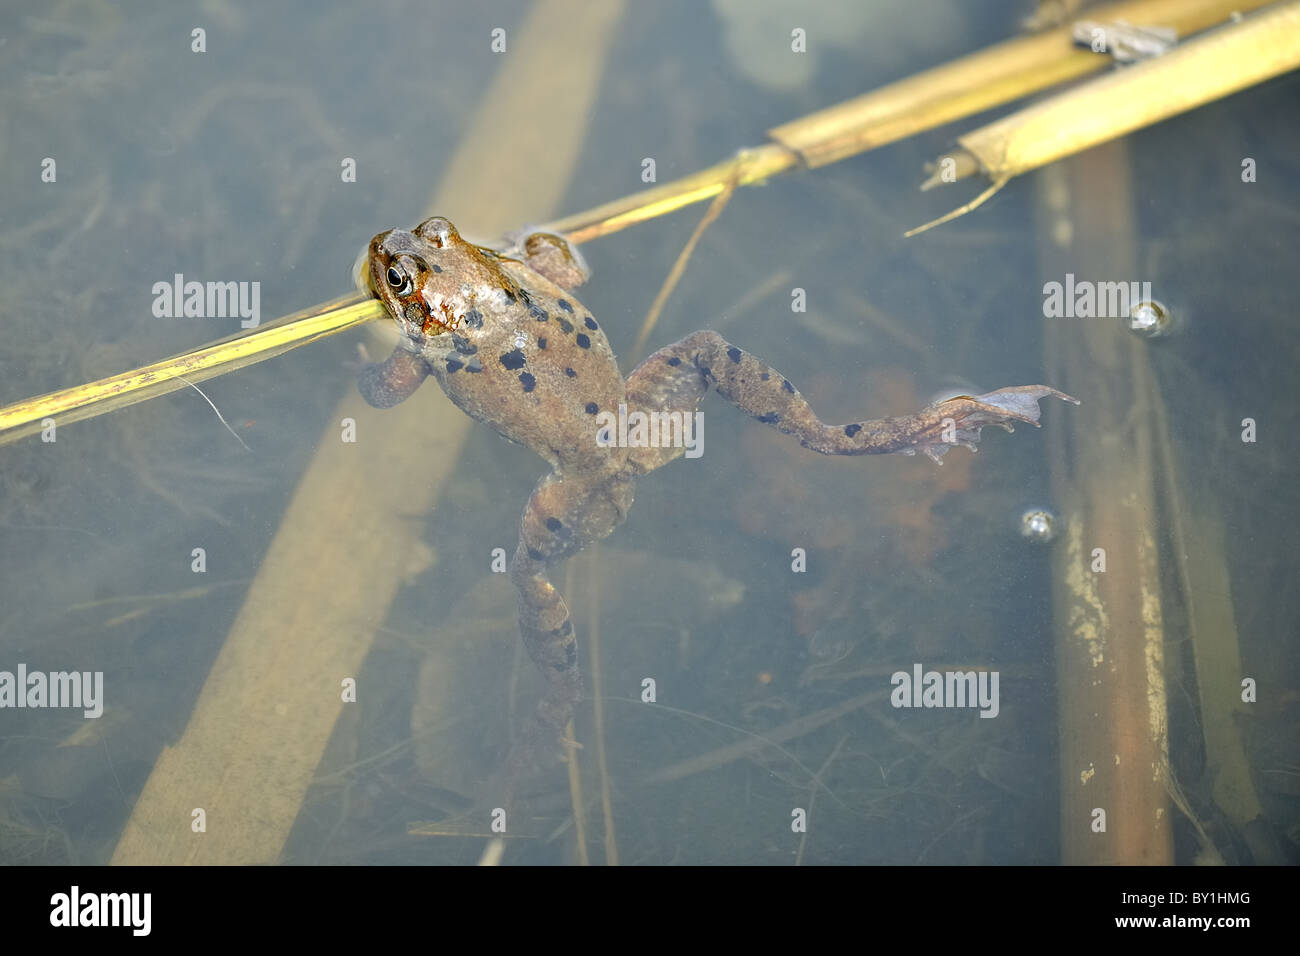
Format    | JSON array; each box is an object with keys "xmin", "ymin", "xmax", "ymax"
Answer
[
  {"xmin": 1019, "ymin": 507, "xmax": 1057, "ymax": 544},
  {"xmin": 1126, "ymin": 299, "xmax": 1175, "ymax": 338}
]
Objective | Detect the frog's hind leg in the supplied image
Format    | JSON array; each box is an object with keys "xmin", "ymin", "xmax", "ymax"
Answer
[
  {"xmin": 509, "ymin": 470, "xmax": 634, "ymax": 757},
  {"xmin": 625, "ymin": 330, "xmax": 1077, "ymax": 468}
]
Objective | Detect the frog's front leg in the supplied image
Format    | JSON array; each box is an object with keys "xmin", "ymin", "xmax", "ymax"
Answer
[
  {"xmin": 625, "ymin": 330, "xmax": 1077, "ymax": 470},
  {"xmin": 509, "ymin": 470, "xmax": 635, "ymax": 752},
  {"xmin": 505, "ymin": 229, "xmax": 590, "ymax": 290},
  {"xmin": 357, "ymin": 345, "xmax": 432, "ymax": 408}
]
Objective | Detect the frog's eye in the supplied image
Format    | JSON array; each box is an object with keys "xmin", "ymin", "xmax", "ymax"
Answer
[{"xmin": 386, "ymin": 265, "xmax": 412, "ymax": 295}]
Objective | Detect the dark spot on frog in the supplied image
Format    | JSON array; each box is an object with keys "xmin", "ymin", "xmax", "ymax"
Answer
[
  {"xmin": 565, "ymin": 368, "xmax": 576, "ymax": 377},
  {"xmin": 727, "ymin": 346, "xmax": 742, "ymax": 363},
  {"xmin": 431, "ymin": 264, "xmax": 442, "ymax": 273},
  {"xmin": 545, "ymin": 517, "xmax": 563, "ymax": 532},
  {"xmin": 576, "ymin": 333, "xmax": 591, "ymax": 349},
  {"xmin": 783, "ymin": 379, "xmax": 795, "ymax": 394},
  {"xmin": 528, "ymin": 547, "xmax": 544, "ymax": 561},
  {"xmin": 584, "ymin": 316, "xmax": 598, "ymax": 330},
  {"xmin": 557, "ymin": 299, "xmax": 574, "ymax": 313},
  {"xmin": 844, "ymin": 423, "xmax": 862, "ymax": 438},
  {"xmin": 518, "ymin": 288, "xmax": 532, "ymax": 307},
  {"xmin": 530, "ymin": 305, "xmax": 548, "ymax": 322},
  {"xmin": 499, "ymin": 349, "xmax": 527, "ymax": 371},
  {"xmin": 761, "ymin": 372, "xmax": 770, "ymax": 381},
  {"xmin": 463, "ymin": 308, "xmax": 484, "ymax": 330},
  {"xmin": 557, "ymin": 317, "xmax": 574, "ymax": 335},
  {"xmin": 465, "ymin": 356, "xmax": 483, "ymax": 373},
  {"xmin": 666, "ymin": 356, "xmax": 681, "ymax": 366},
  {"xmin": 757, "ymin": 411, "xmax": 780, "ymax": 424},
  {"xmin": 520, "ymin": 372, "xmax": 536, "ymax": 392},
  {"xmin": 452, "ymin": 334, "xmax": 477, "ymax": 355},
  {"xmin": 445, "ymin": 356, "xmax": 464, "ymax": 374},
  {"xmin": 538, "ymin": 337, "xmax": 548, "ymax": 349},
  {"xmin": 699, "ymin": 365, "xmax": 713, "ymax": 381},
  {"xmin": 584, "ymin": 402, "xmax": 598, "ymax": 414}
]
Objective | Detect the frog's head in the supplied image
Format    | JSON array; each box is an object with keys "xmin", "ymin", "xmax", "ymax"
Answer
[{"xmin": 368, "ymin": 216, "xmax": 513, "ymax": 338}]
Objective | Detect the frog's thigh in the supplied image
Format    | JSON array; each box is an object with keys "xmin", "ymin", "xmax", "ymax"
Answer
[
  {"xmin": 624, "ymin": 331, "xmax": 721, "ymax": 473},
  {"xmin": 519, "ymin": 473, "xmax": 633, "ymax": 564},
  {"xmin": 626, "ymin": 331, "xmax": 720, "ymax": 413}
]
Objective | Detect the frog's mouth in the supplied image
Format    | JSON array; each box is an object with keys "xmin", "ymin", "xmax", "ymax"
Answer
[{"xmin": 364, "ymin": 230, "xmax": 394, "ymax": 298}]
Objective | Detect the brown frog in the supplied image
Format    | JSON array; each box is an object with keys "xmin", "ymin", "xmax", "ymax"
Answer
[{"xmin": 359, "ymin": 217, "xmax": 1078, "ymax": 769}]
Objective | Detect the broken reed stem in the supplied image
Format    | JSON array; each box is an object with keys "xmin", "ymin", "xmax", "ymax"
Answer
[
  {"xmin": 628, "ymin": 169, "xmax": 739, "ymax": 362},
  {"xmin": 581, "ymin": 547, "xmax": 620, "ymax": 866},
  {"xmin": 642, "ymin": 690, "xmax": 891, "ymax": 788}
]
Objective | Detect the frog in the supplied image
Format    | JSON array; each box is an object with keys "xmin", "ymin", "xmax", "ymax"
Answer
[{"xmin": 358, "ymin": 216, "xmax": 1079, "ymax": 774}]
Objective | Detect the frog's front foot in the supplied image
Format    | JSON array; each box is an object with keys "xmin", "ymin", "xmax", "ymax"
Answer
[
  {"xmin": 355, "ymin": 345, "xmax": 433, "ymax": 409},
  {"xmin": 908, "ymin": 386, "xmax": 1080, "ymax": 463}
]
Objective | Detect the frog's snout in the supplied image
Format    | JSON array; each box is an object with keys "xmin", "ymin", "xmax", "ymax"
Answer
[
  {"xmin": 354, "ymin": 231, "xmax": 392, "ymax": 297},
  {"xmin": 364, "ymin": 231, "xmax": 392, "ymax": 293}
]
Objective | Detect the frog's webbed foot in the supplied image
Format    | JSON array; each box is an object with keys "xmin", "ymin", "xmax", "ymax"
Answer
[{"xmin": 908, "ymin": 386, "xmax": 1081, "ymax": 463}]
